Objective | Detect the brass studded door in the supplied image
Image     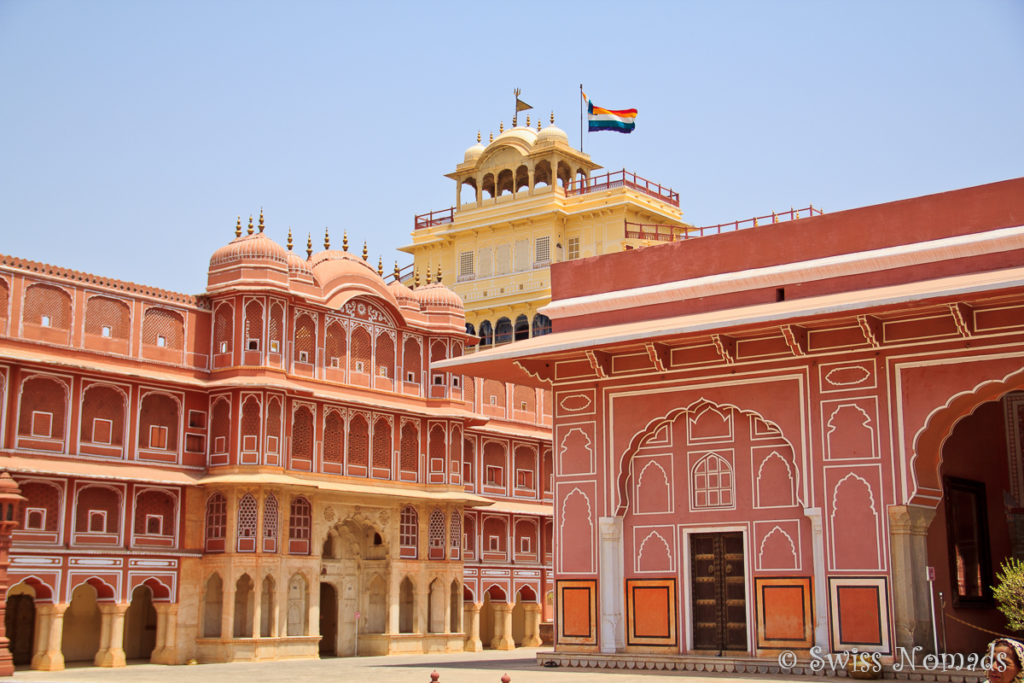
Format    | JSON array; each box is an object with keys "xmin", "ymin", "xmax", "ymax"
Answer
[{"xmin": 690, "ymin": 532, "xmax": 747, "ymax": 651}]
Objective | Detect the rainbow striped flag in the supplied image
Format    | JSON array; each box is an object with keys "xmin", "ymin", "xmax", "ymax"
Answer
[{"xmin": 584, "ymin": 92, "xmax": 637, "ymax": 133}]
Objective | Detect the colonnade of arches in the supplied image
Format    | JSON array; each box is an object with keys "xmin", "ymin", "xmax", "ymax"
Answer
[
  {"xmin": 469, "ymin": 313, "xmax": 551, "ymax": 347},
  {"xmin": 457, "ymin": 159, "xmax": 590, "ymax": 207}
]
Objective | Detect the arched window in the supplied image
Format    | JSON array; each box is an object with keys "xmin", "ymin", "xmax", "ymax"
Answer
[
  {"xmin": 464, "ymin": 322, "xmax": 476, "ymax": 336},
  {"xmin": 237, "ymin": 494, "xmax": 257, "ymax": 552},
  {"xmin": 400, "ymin": 422, "xmax": 418, "ymax": 477},
  {"xmin": 205, "ymin": 493, "xmax": 227, "ymax": 552},
  {"xmin": 428, "ymin": 508, "xmax": 445, "ymax": 560},
  {"xmin": 244, "ymin": 300, "xmax": 264, "ymax": 352},
  {"xmin": 531, "ymin": 313, "xmax": 552, "ymax": 337},
  {"xmin": 85, "ymin": 296, "xmax": 129, "ymax": 340},
  {"xmin": 323, "ymin": 410, "xmax": 345, "ymax": 467},
  {"xmin": 478, "ymin": 320, "xmax": 493, "ymax": 347},
  {"xmin": 79, "ymin": 384, "xmax": 125, "ymax": 448},
  {"xmin": 134, "ymin": 489, "xmax": 175, "ymax": 541},
  {"xmin": 293, "ymin": 313, "xmax": 315, "ymax": 365},
  {"xmin": 204, "ymin": 574, "xmax": 223, "ymax": 637},
  {"xmin": 17, "ymin": 480, "xmax": 61, "ymax": 542},
  {"xmin": 143, "ymin": 307, "xmax": 184, "ymax": 350},
  {"xmin": 514, "ymin": 385, "xmax": 536, "ymax": 414},
  {"xmin": 17, "ymin": 375, "xmax": 68, "ymax": 446},
  {"xmin": 402, "ymin": 337, "xmax": 421, "ymax": 384},
  {"xmin": 375, "ymin": 331, "xmax": 394, "ymax": 379},
  {"xmin": 209, "ymin": 397, "xmax": 231, "ymax": 460},
  {"xmin": 372, "ymin": 417, "xmax": 391, "ymax": 474},
  {"xmin": 351, "ymin": 327, "xmax": 372, "ymax": 375},
  {"xmin": 463, "ymin": 515, "xmax": 476, "ymax": 556},
  {"xmin": 23, "ymin": 283, "xmax": 71, "ymax": 331},
  {"xmin": 262, "ymin": 494, "xmax": 278, "ymax": 553},
  {"xmin": 348, "ymin": 413, "xmax": 368, "ymax": 472},
  {"xmin": 268, "ymin": 302, "xmax": 284, "ymax": 355},
  {"xmin": 288, "ymin": 497, "xmax": 311, "ymax": 555},
  {"xmin": 290, "ymin": 406, "xmax": 314, "ymax": 470},
  {"xmin": 325, "ymin": 321, "xmax": 346, "ymax": 370},
  {"xmin": 483, "ymin": 380, "xmax": 506, "ymax": 409},
  {"xmin": 449, "ymin": 511, "xmax": 461, "ymax": 560},
  {"xmin": 286, "ymin": 574, "xmax": 308, "ymax": 636},
  {"xmin": 692, "ymin": 453, "xmax": 734, "ymax": 509},
  {"xmin": 213, "ymin": 303, "xmax": 233, "ymax": 354},
  {"xmin": 494, "ymin": 317, "xmax": 512, "ymax": 344},
  {"xmin": 74, "ymin": 485, "xmax": 121, "ymax": 540},
  {"xmin": 462, "ymin": 439, "xmax": 475, "ymax": 488},
  {"xmin": 265, "ymin": 397, "xmax": 282, "ymax": 464},
  {"xmin": 240, "ymin": 396, "xmax": 261, "ymax": 461},
  {"xmin": 399, "ymin": 506, "xmax": 418, "ymax": 558},
  {"xmin": 514, "ymin": 314, "xmax": 529, "ymax": 341},
  {"xmin": 138, "ymin": 392, "xmax": 179, "ymax": 454}
]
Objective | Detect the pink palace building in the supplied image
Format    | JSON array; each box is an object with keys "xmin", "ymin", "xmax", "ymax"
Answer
[
  {"xmin": 440, "ymin": 177, "xmax": 1024, "ymax": 669},
  {"xmin": 0, "ymin": 215, "xmax": 553, "ymax": 670}
]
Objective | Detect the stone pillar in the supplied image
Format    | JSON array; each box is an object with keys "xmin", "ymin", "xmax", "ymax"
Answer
[
  {"xmin": 803, "ymin": 507, "xmax": 828, "ymax": 651},
  {"xmin": 463, "ymin": 602, "xmax": 482, "ymax": 651},
  {"xmin": 415, "ymin": 585, "xmax": 428, "ymax": 634},
  {"xmin": 475, "ymin": 178, "xmax": 482, "ymax": 205},
  {"xmin": 221, "ymin": 579, "xmax": 236, "ymax": 641},
  {"xmin": 151, "ymin": 603, "xmax": 178, "ymax": 664},
  {"xmin": 94, "ymin": 602, "xmax": 128, "ymax": 667},
  {"xmin": 252, "ymin": 579, "xmax": 262, "ymax": 640},
  {"xmin": 491, "ymin": 602, "xmax": 514, "ymax": 650},
  {"xmin": 889, "ymin": 504, "xmax": 938, "ymax": 654},
  {"xmin": 33, "ymin": 603, "xmax": 66, "ymax": 671},
  {"xmin": 522, "ymin": 603, "xmax": 542, "ymax": 647},
  {"xmin": 387, "ymin": 570, "xmax": 400, "ymax": 634},
  {"xmin": 598, "ymin": 516, "xmax": 624, "ymax": 654}
]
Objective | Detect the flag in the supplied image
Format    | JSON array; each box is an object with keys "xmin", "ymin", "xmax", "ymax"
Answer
[
  {"xmin": 515, "ymin": 97, "xmax": 532, "ymax": 112},
  {"xmin": 583, "ymin": 92, "xmax": 637, "ymax": 134}
]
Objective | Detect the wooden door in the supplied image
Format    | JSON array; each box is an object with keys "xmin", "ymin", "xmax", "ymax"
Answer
[
  {"xmin": 5, "ymin": 595, "xmax": 34, "ymax": 666},
  {"xmin": 690, "ymin": 532, "xmax": 747, "ymax": 652}
]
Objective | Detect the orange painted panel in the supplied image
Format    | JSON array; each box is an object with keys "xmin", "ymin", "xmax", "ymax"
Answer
[
  {"xmin": 632, "ymin": 587, "xmax": 671, "ymax": 638},
  {"xmin": 761, "ymin": 585, "xmax": 805, "ymax": 640},
  {"xmin": 836, "ymin": 586, "xmax": 882, "ymax": 645},
  {"xmin": 557, "ymin": 580, "xmax": 596, "ymax": 645}
]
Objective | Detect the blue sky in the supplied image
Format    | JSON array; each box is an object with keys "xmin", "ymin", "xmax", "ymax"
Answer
[{"xmin": 1, "ymin": 1, "xmax": 1022, "ymax": 294}]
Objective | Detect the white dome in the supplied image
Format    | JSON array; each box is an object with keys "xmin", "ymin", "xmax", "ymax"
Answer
[
  {"xmin": 536, "ymin": 124, "xmax": 569, "ymax": 145},
  {"xmin": 464, "ymin": 142, "xmax": 485, "ymax": 163}
]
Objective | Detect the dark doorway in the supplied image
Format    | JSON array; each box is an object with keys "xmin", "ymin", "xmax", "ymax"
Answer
[
  {"xmin": 5, "ymin": 594, "xmax": 34, "ymax": 666},
  {"xmin": 123, "ymin": 585, "xmax": 157, "ymax": 660},
  {"xmin": 319, "ymin": 583, "xmax": 337, "ymax": 656},
  {"xmin": 690, "ymin": 532, "xmax": 747, "ymax": 652}
]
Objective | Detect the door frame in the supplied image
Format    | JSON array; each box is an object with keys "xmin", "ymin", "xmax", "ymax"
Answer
[{"xmin": 679, "ymin": 524, "xmax": 752, "ymax": 654}]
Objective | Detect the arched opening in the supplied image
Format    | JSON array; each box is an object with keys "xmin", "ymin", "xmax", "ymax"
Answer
[
  {"xmin": 319, "ymin": 582, "xmax": 337, "ymax": 656},
  {"xmin": 366, "ymin": 575, "xmax": 387, "ymax": 634},
  {"xmin": 449, "ymin": 580, "xmax": 461, "ymax": 633},
  {"xmin": 464, "ymin": 322, "xmax": 476, "ymax": 336},
  {"xmin": 481, "ymin": 173, "xmax": 495, "ymax": 199},
  {"xmin": 5, "ymin": 583, "xmax": 35, "ymax": 666},
  {"xmin": 286, "ymin": 574, "xmax": 308, "ymax": 636},
  {"xmin": 234, "ymin": 574, "xmax": 254, "ymax": 637},
  {"xmin": 123, "ymin": 585, "xmax": 157, "ymax": 661},
  {"xmin": 260, "ymin": 575, "xmax": 276, "ymax": 637},
  {"xmin": 494, "ymin": 318, "xmax": 512, "ymax": 345},
  {"xmin": 514, "ymin": 315, "xmax": 529, "ymax": 342},
  {"xmin": 514, "ymin": 165, "xmax": 529, "ymax": 193},
  {"xmin": 62, "ymin": 583, "xmax": 101, "ymax": 663},
  {"xmin": 428, "ymin": 578, "xmax": 445, "ymax": 633},
  {"xmin": 497, "ymin": 169, "xmax": 513, "ymax": 196},
  {"xmin": 479, "ymin": 591, "xmax": 494, "ymax": 649},
  {"xmin": 556, "ymin": 161, "xmax": 572, "ymax": 189},
  {"xmin": 399, "ymin": 578, "xmax": 414, "ymax": 633},
  {"xmin": 512, "ymin": 586, "xmax": 536, "ymax": 647},
  {"xmin": 534, "ymin": 160, "xmax": 551, "ymax": 188},
  {"xmin": 478, "ymin": 320, "xmax": 493, "ymax": 347},
  {"xmin": 203, "ymin": 573, "xmax": 223, "ymax": 637},
  {"xmin": 531, "ymin": 313, "xmax": 551, "ymax": 337},
  {"xmin": 460, "ymin": 178, "xmax": 477, "ymax": 206}
]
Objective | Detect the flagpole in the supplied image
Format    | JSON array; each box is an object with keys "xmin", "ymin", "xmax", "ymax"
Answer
[{"xmin": 579, "ymin": 83, "xmax": 584, "ymax": 152}]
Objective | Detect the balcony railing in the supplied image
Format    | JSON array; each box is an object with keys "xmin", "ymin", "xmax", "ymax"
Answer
[
  {"xmin": 414, "ymin": 207, "xmax": 454, "ymax": 230},
  {"xmin": 566, "ymin": 169, "xmax": 679, "ymax": 207},
  {"xmin": 624, "ymin": 205, "xmax": 824, "ymax": 243}
]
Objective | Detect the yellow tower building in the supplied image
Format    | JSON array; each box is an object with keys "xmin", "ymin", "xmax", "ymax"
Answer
[{"xmin": 401, "ymin": 116, "xmax": 688, "ymax": 347}]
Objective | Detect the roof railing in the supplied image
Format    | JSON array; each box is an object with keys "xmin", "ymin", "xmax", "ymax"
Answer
[
  {"xmin": 625, "ymin": 205, "xmax": 824, "ymax": 243},
  {"xmin": 566, "ymin": 169, "xmax": 679, "ymax": 207},
  {"xmin": 414, "ymin": 207, "xmax": 455, "ymax": 230}
]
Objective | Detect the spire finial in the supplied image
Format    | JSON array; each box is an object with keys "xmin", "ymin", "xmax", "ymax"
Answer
[
  {"xmin": 342, "ymin": 231, "xmax": 349, "ymax": 252},
  {"xmin": 499, "ymin": 121, "xmax": 504, "ymax": 133},
  {"xmin": 477, "ymin": 130, "xmax": 481, "ymax": 143},
  {"xmin": 489, "ymin": 131, "xmax": 493, "ymax": 143},
  {"xmin": 436, "ymin": 263, "xmax": 443, "ymax": 284},
  {"xmin": 324, "ymin": 227, "xmax": 330, "ymax": 250},
  {"xmin": 377, "ymin": 256, "xmax": 383, "ymax": 276},
  {"xmin": 414, "ymin": 268, "xmax": 420, "ymax": 288},
  {"xmin": 526, "ymin": 115, "xmax": 530, "ymax": 127},
  {"xmin": 550, "ymin": 110, "xmax": 555, "ymax": 124},
  {"xmin": 537, "ymin": 118, "xmax": 542, "ymax": 131},
  {"xmin": 394, "ymin": 260, "xmax": 400, "ymax": 279},
  {"xmin": 426, "ymin": 263, "xmax": 432, "ymax": 283},
  {"xmin": 287, "ymin": 227, "xmax": 293, "ymax": 251},
  {"xmin": 247, "ymin": 215, "xmax": 254, "ymax": 235},
  {"xmin": 306, "ymin": 234, "xmax": 312, "ymax": 259},
  {"xmin": 362, "ymin": 241, "xmax": 368, "ymax": 261},
  {"xmin": 258, "ymin": 208, "xmax": 265, "ymax": 233},
  {"xmin": 235, "ymin": 216, "xmax": 242, "ymax": 238}
]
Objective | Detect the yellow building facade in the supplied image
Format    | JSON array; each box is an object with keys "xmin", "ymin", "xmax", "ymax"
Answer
[{"xmin": 401, "ymin": 118, "xmax": 687, "ymax": 346}]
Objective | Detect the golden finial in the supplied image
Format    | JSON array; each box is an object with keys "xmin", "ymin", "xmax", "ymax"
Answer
[
  {"xmin": 362, "ymin": 241, "xmax": 368, "ymax": 261},
  {"xmin": 393, "ymin": 261, "xmax": 400, "ymax": 279},
  {"xmin": 550, "ymin": 111, "xmax": 554, "ymax": 124},
  {"xmin": 436, "ymin": 264, "xmax": 442, "ymax": 283},
  {"xmin": 287, "ymin": 227, "xmax": 293, "ymax": 251},
  {"xmin": 477, "ymin": 131, "xmax": 481, "ymax": 143},
  {"xmin": 414, "ymin": 268, "xmax": 420, "ymax": 288},
  {"xmin": 377, "ymin": 256, "xmax": 383, "ymax": 276},
  {"xmin": 306, "ymin": 234, "xmax": 312, "ymax": 259},
  {"xmin": 247, "ymin": 215, "xmax": 254, "ymax": 235},
  {"xmin": 235, "ymin": 216, "xmax": 241, "ymax": 238},
  {"xmin": 499, "ymin": 121, "xmax": 504, "ymax": 133},
  {"xmin": 489, "ymin": 131, "xmax": 493, "ymax": 143},
  {"xmin": 258, "ymin": 208, "xmax": 265, "ymax": 233},
  {"xmin": 537, "ymin": 118, "xmax": 541, "ymax": 131},
  {"xmin": 324, "ymin": 227, "xmax": 330, "ymax": 250},
  {"xmin": 426, "ymin": 263, "xmax": 432, "ymax": 283},
  {"xmin": 526, "ymin": 115, "xmax": 530, "ymax": 127},
  {"xmin": 342, "ymin": 231, "xmax": 348, "ymax": 252}
]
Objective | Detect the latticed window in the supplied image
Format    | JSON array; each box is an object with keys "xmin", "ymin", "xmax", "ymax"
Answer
[
  {"xmin": 494, "ymin": 244, "xmax": 510, "ymax": 275},
  {"xmin": 348, "ymin": 414, "xmax": 368, "ymax": 468},
  {"xmin": 138, "ymin": 393, "xmax": 178, "ymax": 451},
  {"xmin": 477, "ymin": 247, "xmax": 493, "ymax": 277},
  {"xmin": 80, "ymin": 384, "xmax": 125, "ymax": 445},
  {"xmin": 463, "ymin": 439, "xmax": 475, "ymax": 485},
  {"xmin": 375, "ymin": 331, "xmax": 394, "ymax": 378},
  {"xmin": 567, "ymin": 236, "xmax": 580, "ymax": 260},
  {"xmin": 484, "ymin": 380, "xmax": 505, "ymax": 408},
  {"xmin": 430, "ymin": 340, "xmax": 446, "ymax": 363},
  {"xmin": 351, "ymin": 327, "xmax": 371, "ymax": 374},
  {"xmin": 463, "ymin": 515, "xmax": 475, "ymax": 554},
  {"xmin": 448, "ymin": 426, "xmax": 461, "ymax": 472},
  {"xmin": 24, "ymin": 284, "xmax": 71, "ymax": 329},
  {"xmin": 20, "ymin": 481, "xmax": 61, "ymax": 532},
  {"xmin": 428, "ymin": 508, "xmax": 445, "ymax": 559},
  {"xmin": 268, "ymin": 302, "xmax": 284, "ymax": 353},
  {"xmin": 0, "ymin": 279, "xmax": 9, "ymax": 327},
  {"xmin": 459, "ymin": 251, "xmax": 474, "ymax": 277},
  {"xmin": 237, "ymin": 494, "xmax": 257, "ymax": 551},
  {"xmin": 210, "ymin": 398, "xmax": 230, "ymax": 454},
  {"xmin": 399, "ymin": 506, "xmax": 418, "ymax": 557},
  {"xmin": 325, "ymin": 321, "xmax": 346, "ymax": 369},
  {"xmin": 400, "ymin": 422, "xmax": 418, "ymax": 473},
  {"xmin": 18, "ymin": 376, "xmax": 67, "ymax": 439},
  {"xmin": 535, "ymin": 236, "xmax": 551, "ymax": 264},
  {"xmin": 449, "ymin": 511, "xmax": 461, "ymax": 558},
  {"xmin": 85, "ymin": 296, "xmax": 129, "ymax": 339},
  {"xmin": 262, "ymin": 494, "xmax": 278, "ymax": 553},
  {"xmin": 514, "ymin": 385, "xmax": 535, "ymax": 413},
  {"xmin": 265, "ymin": 397, "xmax": 282, "ymax": 455},
  {"xmin": 205, "ymin": 492, "xmax": 227, "ymax": 551},
  {"xmin": 402, "ymin": 338, "xmax": 420, "ymax": 382},
  {"xmin": 76, "ymin": 486, "xmax": 120, "ymax": 534},
  {"xmin": 692, "ymin": 453, "xmax": 734, "ymax": 509},
  {"xmin": 370, "ymin": 419, "xmax": 390, "ymax": 471},
  {"xmin": 514, "ymin": 239, "xmax": 529, "ymax": 271},
  {"xmin": 291, "ymin": 407, "xmax": 314, "ymax": 463},
  {"xmin": 322, "ymin": 411, "xmax": 345, "ymax": 463},
  {"xmin": 214, "ymin": 304, "xmax": 233, "ymax": 353},
  {"xmin": 429, "ymin": 425, "xmax": 446, "ymax": 471},
  {"xmin": 244, "ymin": 300, "xmax": 263, "ymax": 350},
  {"xmin": 134, "ymin": 489, "xmax": 174, "ymax": 537},
  {"xmin": 240, "ymin": 397, "xmax": 261, "ymax": 453},
  {"xmin": 463, "ymin": 376, "xmax": 475, "ymax": 407},
  {"xmin": 288, "ymin": 497, "xmax": 312, "ymax": 555},
  {"xmin": 142, "ymin": 308, "xmax": 184, "ymax": 349},
  {"xmin": 293, "ymin": 314, "xmax": 315, "ymax": 363}
]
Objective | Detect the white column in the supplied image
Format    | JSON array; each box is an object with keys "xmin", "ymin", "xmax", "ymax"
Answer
[
  {"xmin": 804, "ymin": 507, "xmax": 828, "ymax": 650},
  {"xmin": 598, "ymin": 516, "xmax": 624, "ymax": 654}
]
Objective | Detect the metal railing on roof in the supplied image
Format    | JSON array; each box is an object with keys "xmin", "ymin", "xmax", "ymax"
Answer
[
  {"xmin": 624, "ymin": 205, "xmax": 824, "ymax": 243},
  {"xmin": 566, "ymin": 169, "xmax": 679, "ymax": 207}
]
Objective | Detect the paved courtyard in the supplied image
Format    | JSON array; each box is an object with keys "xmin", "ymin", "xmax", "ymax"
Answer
[{"xmin": 11, "ymin": 649, "xmax": 826, "ymax": 683}]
